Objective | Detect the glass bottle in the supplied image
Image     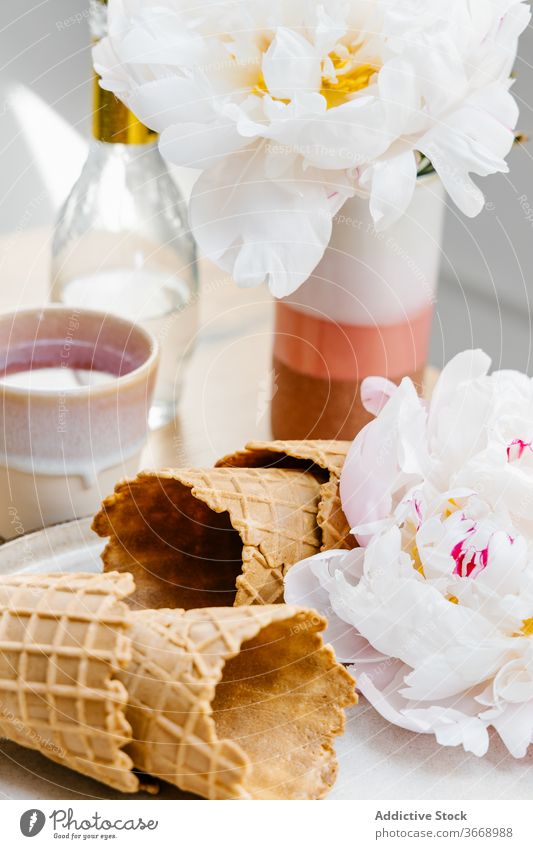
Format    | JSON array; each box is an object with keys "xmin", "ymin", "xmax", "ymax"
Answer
[{"xmin": 51, "ymin": 0, "xmax": 199, "ymax": 428}]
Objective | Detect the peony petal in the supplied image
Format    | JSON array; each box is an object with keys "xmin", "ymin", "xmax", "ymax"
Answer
[
  {"xmin": 262, "ymin": 28, "xmax": 321, "ymax": 100},
  {"xmin": 377, "ymin": 57, "xmax": 422, "ymax": 135},
  {"xmin": 400, "ymin": 640, "xmax": 511, "ymax": 702},
  {"xmin": 360, "ymin": 376, "xmax": 398, "ymax": 416},
  {"xmin": 418, "ymin": 88, "xmax": 517, "ymax": 219},
  {"xmin": 489, "ymin": 700, "xmax": 533, "ymax": 758},
  {"xmin": 126, "ymin": 76, "xmax": 214, "ymax": 132},
  {"xmin": 92, "ymin": 35, "xmax": 131, "ymax": 93},
  {"xmin": 284, "ymin": 551, "xmax": 368, "ymax": 663},
  {"xmin": 189, "ymin": 145, "xmax": 354, "ymax": 296},
  {"xmin": 159, "ymin": 120, "xmax": 252, "ymax": 170},
  {"xmin": 471, "ymin": 3, "xmax": 531, "ymax": 83},
  {"xmin": 329, "ymin": 527, "xmax": 512, "ymax": 698},
  {"xmin": 300, "ymin": 97, "xmax": 393, "ymax": 171},
  {"xmin": 356, "ymin": 667, "xmax": 430, "ymax": 733},
  {"xmin": 340, "ymin": 379, "xmax": 427, "ymax": 542},
  {"xmin": 361, "ymin": 150, "xmax": 417, "ymax": 230},
  {"xmin": 426, "ymin": 349, "xmax": 493, "ymax": 478},
  {"xmin": 359, "ymin": 669, "xmax": 491, "ymax": 755},
  {"xmin": 405, "ymin": 707, "xmax": 490, "ymax": 756},
  {"xmin": 109, "ymin": 7, "xmax": 207, "ymax": 68}
]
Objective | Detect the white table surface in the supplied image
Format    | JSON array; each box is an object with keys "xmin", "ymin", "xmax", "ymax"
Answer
[{"xmin": 0, "ymin": 229, "xmax": 532, "ymax": 800}]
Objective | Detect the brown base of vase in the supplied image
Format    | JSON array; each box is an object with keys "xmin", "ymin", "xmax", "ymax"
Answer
[{"xmin": 271, "ymin": 357, "xmax": 425, "ymax": 440}]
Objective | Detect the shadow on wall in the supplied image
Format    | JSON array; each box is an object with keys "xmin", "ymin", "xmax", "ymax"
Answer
[
  {"xmin": 0, "ymin": 0, "xmax": 198, "ymax": 234},
  {"xmin": 0, "ymin": 82, "xmax": 87, "ymax": 232},
  {"xmin": 0, "ymin": 0, "xmax": 90, "ymax": 232}
]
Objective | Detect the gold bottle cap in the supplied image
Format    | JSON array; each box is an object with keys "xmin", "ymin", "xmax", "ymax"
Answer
[
  {"xmin": 91, "ymin": 0, "xmax": 157, "ymax": 144},
  {"xmin": 92, "ymin": 73, "xmax": 158, "ymax": 144}
]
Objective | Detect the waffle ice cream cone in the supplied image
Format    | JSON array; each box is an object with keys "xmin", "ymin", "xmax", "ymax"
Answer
[
  {"xmin": 118, "ymin": 605, "xmax": 356, "ymax": 799},
  {"xmin": 93, "ymin": 467, "xmax": 322, "ymax": 610},
  {"xmin": 0, "ymin": 572, "xmax": 355, "ymax": 799},
  {"xmin": 0, "ymin": 572, "xmax": 138, "ymax": 793},
  {"xmin": 217, "ymin": 439, "xmax": 350, "ymax": 477},
  {"xmin": 218, "ymin": 440, "xmax": 356, "ymax": 551},
  {"xmin": 317, "ymin": 478, "xmax": 356, "ymax": 550}
]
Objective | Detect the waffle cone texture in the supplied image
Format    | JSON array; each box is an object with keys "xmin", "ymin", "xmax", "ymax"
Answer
[
  {"xmin": 217, "ymin": 440, "xmax": 356, "ymax": 552},
  {"xmin": 0, "ymin": 572, "xmax": 355, "ymax": 799},
  {"xmin": 93, "ymin": 441, "xmax": 355, "ymax": 611},
  {"xmin": 0, "ymin": 572, "xmax": 136, "ymax": 792},
  {"xmin": 93, "ymin": 467, "xmax": 323, "ymax": 610}
]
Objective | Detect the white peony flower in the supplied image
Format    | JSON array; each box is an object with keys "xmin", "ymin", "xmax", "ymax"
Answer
[
  {"xmin": 286, "ymin": 350, "xmax": 533, "ymax": 757},
  {"xmin": 94, "ymin": 0, "xmax": 530, "ymax": 296}
]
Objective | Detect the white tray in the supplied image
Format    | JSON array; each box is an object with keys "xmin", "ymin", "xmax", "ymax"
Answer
[{"xmin": 0, "ymin": 520, "xmax": 531, "ymax": 800}]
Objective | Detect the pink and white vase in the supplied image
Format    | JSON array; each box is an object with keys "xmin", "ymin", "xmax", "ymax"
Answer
[{"xmin": 271, "ymin": 177, "xmax": 445, "ymax": 440}]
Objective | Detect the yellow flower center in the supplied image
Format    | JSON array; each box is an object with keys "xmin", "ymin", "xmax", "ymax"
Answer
[
  {"xmin": 412, "ymin": 552, "xmax": 459, "ymax": 604},
  {"xmin": 253, "ymin": 71, "xmax": 290, "ymax": 104},
  {"xmin": 411, "ymin": 543, "xmax": 459, "ymax": 605},
  {"xmin": 515, "ymin": 618, "xmax": 533, "ymax": 637},
  {"xmin": 320, "ymin": 51, "xmax": 378, "ymax": 108},
  {"xmin": 411, "ymin": 545, "xmax": 425, "ymax": 577},
  {"xmin": 252, "ymin": 42, "xmax": 379, "ymax": 109},
  {"xmin": 444, "ymin": 498, "xmax": 459, "ymax": 519}
]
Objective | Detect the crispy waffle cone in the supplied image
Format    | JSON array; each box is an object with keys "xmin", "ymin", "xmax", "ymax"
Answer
[
  {"xmin": 217, "ymin": 440, "xmax": 356, "ymax": 552},
  {"xmin": 217, "ymin": 439, "xmax": 350, "ymax": 477},
  {"xmin": 118, "ymin": 605, "xmax": 356, "ymax": 799},
  {"xmin": 0, "ymin": 572, "xmax": 138, "ymax": 793},
  {"xmin": 93, "ymin": 467, "xmax": 322, "ymax": 610},
  {"xmin": 0, "ymin": 573, "xmax": 355, "ymax": 798},
  {"xmin": 317, "ymin": 478, "xmax": 356, "ymax": 551}
]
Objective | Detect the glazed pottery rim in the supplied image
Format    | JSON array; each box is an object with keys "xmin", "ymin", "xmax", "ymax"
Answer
[{"xmin": 0, "ymin": 304, "xmax": 159, "ymax": 397}]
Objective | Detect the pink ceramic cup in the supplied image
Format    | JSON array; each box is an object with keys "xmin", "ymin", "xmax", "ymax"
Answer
[{"xmin": 0, "ymin": 305, "xmax": 159, "ymax": 539}]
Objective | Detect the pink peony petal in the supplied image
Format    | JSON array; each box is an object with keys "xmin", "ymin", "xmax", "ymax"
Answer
[{"xmin": 360, "ymin": 375, "xmax": 398, "ymax": 416}]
